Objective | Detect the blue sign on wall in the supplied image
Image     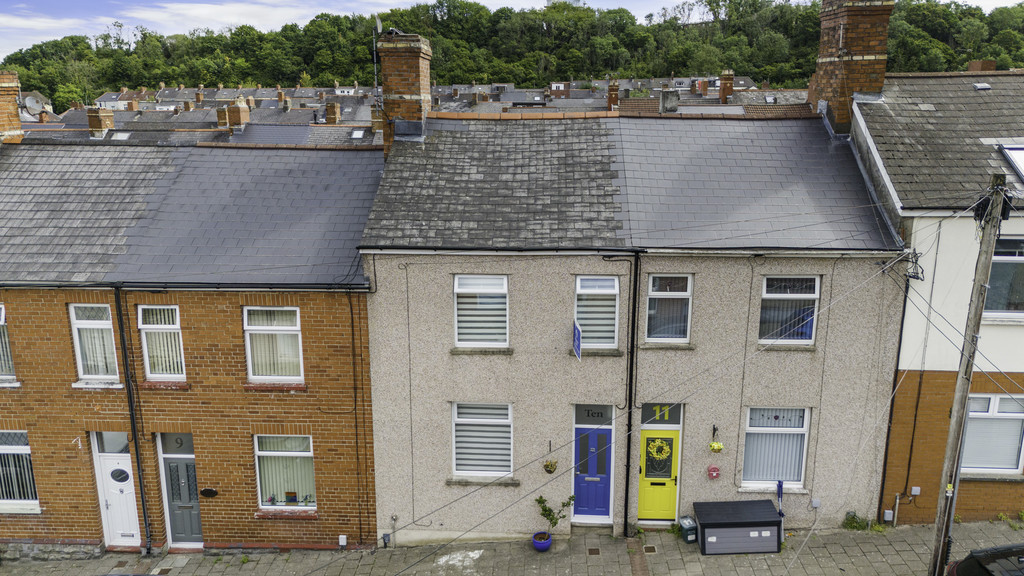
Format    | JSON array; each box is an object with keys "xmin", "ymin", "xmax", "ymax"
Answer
[{"xmin": 573, "ymin": 321, "xmax": 582, "ymax": 361}]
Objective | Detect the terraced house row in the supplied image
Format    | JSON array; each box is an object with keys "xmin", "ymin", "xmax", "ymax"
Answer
[{"xmin": 1, "ymin": 0, "xmax": 1023, "ymax": 558}]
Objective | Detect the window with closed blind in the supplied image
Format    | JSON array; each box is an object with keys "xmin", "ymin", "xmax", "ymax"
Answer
[
  {"xmin": 742, "ymin": 407, "xmax": 809, "ymax": 487},
  {"xmin": 453, "ymin": 403, "xmax": 512, "ymax": 476},
  {"xmin": 758, "ymin": 277, "xmax": 819, "ymax": 344},
  {"xmin": 244, "ymin": 307, "xmax": 303, "ymax": 383},
  {"xmin": 962, "ymin": 395, "xmax": 1024, "ymax": 474},
  {"xmin": 454, "ymin": 275, "xmax": 508, "ymax": 347},
  {"xmin": 139, "ymin": 305, "xmax": 185, "ymax": 381},
  {"xmin": 254, "ymin": 435, "xmax": 316, "ymax": 508},
  {"xmin": 0, "ymin": 431, "xmax": 39, "ymax": 513},
  {"xmin": 576, "ymin": 276, "xmax": 619, "ymax": 348},
  {"xmin": 0, "ymin": 304, "xmax": 16, "ymax": 383}
]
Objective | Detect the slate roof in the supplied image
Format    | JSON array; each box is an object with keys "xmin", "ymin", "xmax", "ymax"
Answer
[
  {"xmin": 857, "ymin": 72, "xmax": 1024, "ymax": 209},
  {"xmin": 362, "ymin": 117, "xmax": 899, "ymax": 251},
  {"xmin": 0, "ymin": 145, "xmax": 382, "ymax": 286}
]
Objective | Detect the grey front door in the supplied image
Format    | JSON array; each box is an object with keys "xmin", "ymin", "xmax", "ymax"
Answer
[{"xmin": 164, "ymin": 458, "xmax": 202, "ymax": 543}]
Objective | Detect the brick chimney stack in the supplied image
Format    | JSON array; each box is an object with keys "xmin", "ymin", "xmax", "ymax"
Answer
[
  {"xmin": 325, "ymin": 102, "xmax": 341, "ymax": 124},
  {"xmin": 0, "ymin": 70, "xmax": 23, "ymax": 143},
  {"xmin": 719, "ymin": 69, "xmax": 734, "ymax": 104},
  {"xmin": 377, "ymin": 31, "xmax": 432, "ymax": 157},
  {"xmin": 87, "ymin": 108, "xmax": 114, "ymax": 138},
  {"xmin": 808, "ymin": 0, "xmax": 894, "ymax": 132},
  {"xmin": 607, "ymin": 79, "xmax": 619, "ymax": 111},
  {"xmin": 227, "ymin": 103, "xmax": 249, "ymax": 127}
]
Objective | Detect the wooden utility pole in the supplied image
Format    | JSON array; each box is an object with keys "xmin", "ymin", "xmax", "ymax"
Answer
[{"xmin": 928, "ymin": 174, "xmax": 1008, "ymax": 576}]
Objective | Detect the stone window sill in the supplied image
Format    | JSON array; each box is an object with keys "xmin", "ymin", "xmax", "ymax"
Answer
[
  {"xmin": 960, "ymin": 473, "xmax": 1024, "ymax": 483},
  {"xmin": 446, "ymin": 476, "xmax": 521, "ymax": 487},
  {"xmin": 243, "ymin": 382, "xmax": 307, "ymax": 392},
  {"xmin": 640, "ymin": 342, "xmax": 695, "ymax": 351},
  {"xmin": 0, "ymin": 502, "xmax": 42, "ymax": 514},
  {"xmin": 570, "ymin": 349, "xmax": 624, "ymax": 357},
  {"xmin": 140, "ymin": 381, "xmax": 190, "ymax": 390},
  {"xmin": 254, "ymin": 508, "xmax": 318, "ymax": 520},
  {"xmin": 981, "ymin": 314, "xmax": 1024, "ymax": 326},
  {"xmin": 0, "ymin": 380, "xmax": 22, "ymax": 388},
  {"xmin": 450, "ymin": 347, "xmax": 514, "ymax": 356},
  {"xmin": 738, "ymin": 486, "xmax": 809, "ymax": 495},
  {"xmin": 71, "ymin": 381, "xmax": 124, "ymax": 389},
  {"xmin": 756, "ymin": 343, "xmax": 816, "ymax": 352}
]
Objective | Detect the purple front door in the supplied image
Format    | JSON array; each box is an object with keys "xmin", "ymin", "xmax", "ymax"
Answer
[{"xmin": 574, "ymin": 427, "xmax": 611, "ymax": 518}]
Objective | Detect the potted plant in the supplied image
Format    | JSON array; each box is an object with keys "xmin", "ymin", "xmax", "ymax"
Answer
[
  {"xmin": 709, "ymin": 441, "xmax": 724, "ymax": 453},
  {"xmin": 533, "ymin": 495, "xmax": 574, "ymax": 552},
  {"xmin": 543, "ymin": 460, "xmax": 557, "ymax": 474}
]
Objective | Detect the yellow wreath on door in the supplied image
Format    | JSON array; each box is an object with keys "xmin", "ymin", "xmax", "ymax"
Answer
[{"xmin": 647, "ymin": 438, "xmax": 671, "ymax": 461}]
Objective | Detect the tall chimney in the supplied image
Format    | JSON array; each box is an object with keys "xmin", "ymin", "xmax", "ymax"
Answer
[
  {"xmin": 227, "ymin": 104, "xmax": 249, "ymax": 127},
  {"xmin": 245, "ymin": 96, "xmax": 256, "ymax": 108},
  {"xmin": 719, "ymin": 69, "xmax": 734, "ymax": 104},
  {"xmin": 184, "ymin": 101, "xmax": 194, "ymax": 111},
  {"xmin": 377, "ymin": 31, "xmax": 432, "ymax": 156},
  {"xmin": 277, "ymin": 90, "xmax": 285, "ymax": 103},
  {"xmin": 196, "ymin": 91, "xmax": 204, "ymax": 104},
  {"xmin": 217, "ymin": 107, "xmax": 228, "ymax": 128},
  {"xmin": 282, "ymin": 97, "xmax": 292, "ymax": 112},
  {"xmin": 0, "ymin": 70, "xmax": 24, "ymax": 143},
  {"xmin": 808, "ymin": 0, "xmax": 894, "ymax": 132},
  {"xmin": 87, "ymin": 108, "xmax": 114, "ymax": 138},
  {"xmin": 325, "ymin": 102, "xmax": 341, "ymax": 124},
  {"xmin": 607, "ymin": 79, "xmax": 619, "ymax": 111}
]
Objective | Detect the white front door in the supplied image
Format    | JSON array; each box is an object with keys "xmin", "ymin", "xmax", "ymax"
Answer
[{"xmin": 93, "ymin": 432, "xmax": 141, "ymax": 548}]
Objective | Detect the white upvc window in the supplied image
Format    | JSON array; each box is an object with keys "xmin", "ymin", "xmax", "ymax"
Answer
[
  {"xmin": 742, "ymin": 407, "xmax": 809, "ymax": 487},
  {"xmin": 243, "ymin": 307, "xmax": 303, "ymax": 383},
  {"xmin": 69, "ymin": 304, "xmax": 119, "ymax": 382},
  {"xmin": 646, "ymin": 275, "xmax": 692, "ymax": 342},
  {"xmin": 984, "ymin": 238, "xmax": 1024, "ymax": 318},
  {"xmin": 254, "ymin": 435, "xmax": 316, "ymax": 508},
  {"xmin": 452, "ymin": 403, "xmax": 513, "ymax": 476},
  {"xmin": 0, "ymin": 431, "xmax": 40, "ymax": 513},
  {"xmin": 0, "ymin": 304, "xmax": 16, "ymax": 382},
  {"xmin": 139, "ymin": 306, "xmax": 185, "ymax": 381},
  {"xmin": 575, "ymin": 276, "xmax": 619, "ymax": 348},
  {"xmin": 758, "ymin": 276, "xmax": 819, "ymax": 344},
  {"xmin": 454, "ymin": 275, "xmax": 508, "ymax": 347},
  {"xmin": 962, "ymin": 395, "xmax": 1024, "ymax": 474}
]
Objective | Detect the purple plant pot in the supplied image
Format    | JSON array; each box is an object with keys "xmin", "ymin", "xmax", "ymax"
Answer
[{"xmin": 532, "ymin": 531, "xmax": 552, "ymax": 552}]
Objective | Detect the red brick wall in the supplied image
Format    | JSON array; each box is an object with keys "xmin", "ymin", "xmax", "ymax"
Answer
[
  {"xmin": 881, "ymin": 369, "xmax": 1024, "ymax": 524},
  {"xmin": 808, "ymin": 1, "xmax": 894, "ymax": 132},
  {"xmin": 0, "ymin": 70, "xmax": 24, "ymax": 144},
  {"xmin": 0, "ymin": 288, "xmax": 376, "ymax": 549}
]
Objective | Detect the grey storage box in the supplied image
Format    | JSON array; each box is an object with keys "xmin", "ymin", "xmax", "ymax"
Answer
[{"xmin": 692, "ymin": 500, "xmax": 781, "ymax": 555}]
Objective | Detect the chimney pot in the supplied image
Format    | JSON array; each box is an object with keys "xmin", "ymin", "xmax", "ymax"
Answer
[
  {"xmin": 159, "ymin": 81, "xmax": 165, "ymax": 90},
  {"xmin": 217, "ymin": 83, "xmax": 223, "ymax": 90},
  {"xmin": 178, "ymin": 84, "xmax": 184, "ymax": 90}
]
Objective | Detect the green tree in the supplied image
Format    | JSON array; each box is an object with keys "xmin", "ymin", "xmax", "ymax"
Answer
[{"xmin": 52, "ymin": 83, "xmax": 86, "ymax": 113}]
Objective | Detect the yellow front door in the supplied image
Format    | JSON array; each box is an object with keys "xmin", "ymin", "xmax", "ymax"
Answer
[{"xmin": 637, "ymin": 429, "xmax": 679, "ymax": 520}]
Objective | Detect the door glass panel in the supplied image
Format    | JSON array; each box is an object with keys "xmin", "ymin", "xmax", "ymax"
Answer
[
  {"xmin": 110, "ymin": 468, "xmax": 130, "ymax": 483},
  {"xmin": 645, "ymin": 436, "xmax": 673, "ymax": 479},
  {"xmin": 577, "ymin": 433, "xmax": 589, "ymax": 475},
  {"xmin": 161, "ymin": 433, "xmax": 194, "ymax": 455},
  {"xmin": 97, "ymin": 432, "xmax": 130, "ymax": 454},
  {"xmin": 597, "ymin": 433, "xmax": 608, "ymax": 475},
  {"xmin": 168, "ymin": 464, "xmax": 181, "ymax": 502},
  {"xmin": 186, "ymin": 462, "xmax": 198, "ymax": 500}
]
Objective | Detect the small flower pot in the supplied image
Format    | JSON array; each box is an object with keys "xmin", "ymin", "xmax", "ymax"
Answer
[{"xmin": 532, "ymin": 531, "xmax": 552, "ymax": 552}]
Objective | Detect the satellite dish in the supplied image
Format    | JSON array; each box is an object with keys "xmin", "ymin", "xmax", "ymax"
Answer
[
  {"xmin": 24, "ymin": 96, "xmax": 44, "ymax": 115},
  {"xmin": 375, "ymin": 15, "xmax": 383, "ymax": 34}
]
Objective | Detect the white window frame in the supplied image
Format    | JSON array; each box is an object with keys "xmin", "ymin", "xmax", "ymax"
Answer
[
  {"xmin": 0, "ymin": 304, "xmax": 17, "ymax": 386},
  {"xmin": 575, "ymin": 276, "xmax": 619, "ymax": 349},
  {"xmin": 0, "ymin": 431, "xmax": 40, "ymax": 514},
  {"xmin": 961, "ymin": 394, "xmax": 1024, "ymax": 475},
  {"xmin": 452, "ymin": 403, "xmax": 513, "ymax": 477},
  {"xmin": 741, "ymin": 407, "xmax": 810, "ymax": 489},
  {"xmin": 645, "ymin": 274, "xmax": 693, "ymax": 343},
  {"xmin": 243, "ymin": 306, "xmax": 304, "ymax": 384},
  {"xmin": 253, "ymin": 434, "xmax": 316, "ymax": 510},
  {"xmin": 984, "ymin": 237, "xmax": 1024, "ymax": 320},
  {"xmin": 138, "ymin": 305, "xmax": 186, "ymax": 381},
  {"xmin": 69, "ymin": 303, "xmax": 120, "ymax": 385},
  {"xmin": 453, "ymin": 275, "xmax": 509, "ymax": 347},
  {"xmin": 757, "ymin": 276, "xmax": 820, "ymax": 345}
]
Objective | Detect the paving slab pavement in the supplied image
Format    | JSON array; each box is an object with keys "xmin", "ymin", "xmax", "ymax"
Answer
[{"xmin": 2, "ymin": 522, "xmax": 1022, "ymax": 576}]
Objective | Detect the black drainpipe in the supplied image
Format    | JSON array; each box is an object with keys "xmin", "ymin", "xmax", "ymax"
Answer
[
  {"xmin": 114, "ymin": 286, "xmax": 152, "ymax": 554},
  {"xmin": 621, "ymin": 251, "xmax": 641, "ymax": 537}
]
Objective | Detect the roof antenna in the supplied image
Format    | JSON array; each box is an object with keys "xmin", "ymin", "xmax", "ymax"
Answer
[{"xmin": 373, "ymin": 15, "xmax": 383, "ymax": 117}]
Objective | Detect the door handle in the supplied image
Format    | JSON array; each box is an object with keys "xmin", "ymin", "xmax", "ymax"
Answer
[
  {"xmin": 673, "ymin": 476, "xmax": 678, "ymax": 486},
  {"xmin": 105, "ymin": 499, "xmax": 110, "ymax": 510}
]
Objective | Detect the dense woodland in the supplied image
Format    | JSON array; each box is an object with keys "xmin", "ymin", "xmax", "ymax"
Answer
[{"xmin": 4, "ymin": 0, "xmax": 1024, "ymax": 113}]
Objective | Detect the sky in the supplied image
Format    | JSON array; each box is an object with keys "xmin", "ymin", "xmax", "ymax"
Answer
[{"xmin": 1, "ymin": 0, "xmax": 1021, "ymax": 62}]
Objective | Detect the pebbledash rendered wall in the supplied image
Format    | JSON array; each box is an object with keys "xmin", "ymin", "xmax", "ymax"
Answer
[
  {"xmin": 365, "ymin": 251, "xmax": 902, "ymax": 545},
  {"xmin": 631, "ymin": 254, "xmax": 903, "ymax": 530},
  {"xmin": 0, "ymin": 288, "xmax": 375, "ymax": 556}
]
